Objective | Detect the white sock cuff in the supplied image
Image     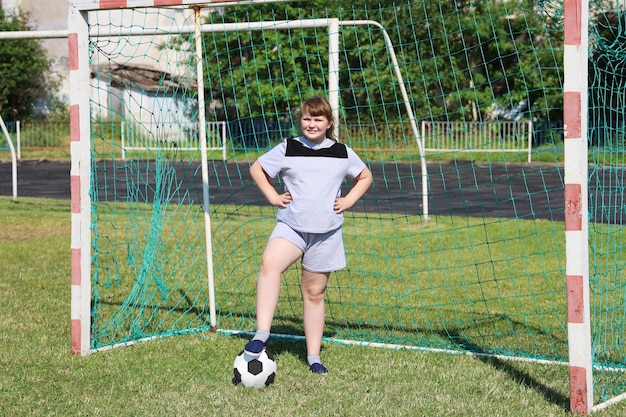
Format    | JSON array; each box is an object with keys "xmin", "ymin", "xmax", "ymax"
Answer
[
  {"xmin": 253, "ymin": 329, "xmax": 270, "ymax": 342},
  {"xmin": 307, "ymin": 355, "xmax": 321, "ymax": 366}
]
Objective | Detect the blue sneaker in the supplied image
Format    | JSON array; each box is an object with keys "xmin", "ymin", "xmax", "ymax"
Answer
[
  {"xmin": 243, "ymin": 339, "xmax": 266, "ymax": 358},
  {"xmin": 309, "ymin": 362, "xmax": 328, "ymax": 374}
]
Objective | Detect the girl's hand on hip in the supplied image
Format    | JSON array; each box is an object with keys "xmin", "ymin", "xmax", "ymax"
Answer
[{"xmin": 271, "ymin": 191, "xmax": 292, "ymax": 208}]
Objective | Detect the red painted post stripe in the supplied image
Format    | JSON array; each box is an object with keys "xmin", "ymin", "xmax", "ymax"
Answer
[
  {"xmin": 68, "ymin": 33, "xmax": 79, "ymax": 71},
  {"xmin": 100, "ymin": 0, "xmax": 127, "ymax": 8},
  {"xmin": 155, "ymin": 0, "xmax": 183, "ymax": 5},
  {"xmin": 97, "ymin": 0, "xmax": 261, "ymax": 9},
  {"xmin": 566, "ymin": 275, "xmax": 584, "ymax": 323},
  {"xmin": 563, "ymin": 92, "xmax": 581, "ymax": 139},
  {"xmin": 71, "ymin": 248, "xmax": 82, "ymax": 285},
  {"xmin": 70, "ymin": 105, "xmax": 80, "ymax": 142},
  {"xmin": 71, "ymin": 319, "xmax": 82, "ymax": 354},
  {"xmin": 564, "ymin": 183, "xmax": 582, "ymax": 231},
  {"xmin": 101, "ymin": 0, "xmax": 186, "ymax": 7},
  {"xmin": 569, "ymin": 365, "xmax": 588, "ymax": 413},
  {"xmin": 563, "ymin": 0, "xmax": 582, "ymax": 46},
  {"xmin": 71, "ymin": 176, "xmax": 81, "ymax": 214}
]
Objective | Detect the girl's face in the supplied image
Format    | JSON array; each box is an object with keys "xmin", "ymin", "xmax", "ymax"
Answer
[{"xmin": 300, "ymin": 111, "xmax": 332, "ymax": 144}]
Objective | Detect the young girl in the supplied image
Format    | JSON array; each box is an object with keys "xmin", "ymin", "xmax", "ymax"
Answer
[{"xmin": 244, "ymin": 96, "xmax": 372, "ymax": 373}]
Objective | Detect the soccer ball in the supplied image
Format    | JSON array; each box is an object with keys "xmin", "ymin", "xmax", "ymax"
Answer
[{"xmin": 232, "ymin": 349, "xmax": 277, "ymax": 389}]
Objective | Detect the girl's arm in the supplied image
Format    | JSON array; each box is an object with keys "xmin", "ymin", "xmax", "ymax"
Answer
[
  {"xmin": 250, "ymin": 160, "xmax": 292, "ymax": 208},
  {"xmin": 334, "ymin": 167, "xmax": 373, "ymax": 213}
]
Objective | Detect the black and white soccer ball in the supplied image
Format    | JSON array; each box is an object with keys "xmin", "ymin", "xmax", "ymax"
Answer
[{"xmin": 232, "ymin": 349, "xmax": 277, "ymax": 389}]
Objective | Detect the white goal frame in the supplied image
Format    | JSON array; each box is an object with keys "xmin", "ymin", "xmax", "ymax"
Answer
[
  {"xmin": 64, "ymin": 0, "xmax": 621, "ymax": 414},
  {"xmin": 563, "ymin": 0, "xmax": 626, "ymax": 413},
  {"xmin": 421, "ymin": 120, "xmax": 533, "ymax": 163},
  {"xmin": 120, "ymin": 120, "xmax": 228, "ymax": 160},
  {"xmin": 68, "ymin": 0, "xmax": 427, "ymax": 357}
]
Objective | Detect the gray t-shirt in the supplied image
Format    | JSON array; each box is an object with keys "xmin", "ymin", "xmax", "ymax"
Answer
[{"xmin": 257, "ymin": 136, "xmax": 367, "ymax": 233}]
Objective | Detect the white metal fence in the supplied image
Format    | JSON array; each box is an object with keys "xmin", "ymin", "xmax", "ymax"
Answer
[
  {"xmin": 121, "ymin": 121, "xmax": 228, "ymax": 160},
  {"xmin": 420, "ymin": 120, "xmax": 533, "ymax": 162}
]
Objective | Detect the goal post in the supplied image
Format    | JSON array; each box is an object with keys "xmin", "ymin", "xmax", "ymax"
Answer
[
  {"xmin": 120, "ymin": 120, "xmax": 228, "ymax": 160},
  {"xmin": 563, "ymin": 0, "xmax": 593, "ymax": 413},
  {"xmin": 68, "ymin": 4, "xmax": 92, "ymax": 357},
  {"xmin": 69, "ymin": 1, "xmax": 430, "ymax": 358},
  {"xmin": 70, "ymin": 0, "xmax": 252, "ymax": 356},
  {"xmin": 67, "ymin": 0, "xmax": 626, "ymax": 413}
]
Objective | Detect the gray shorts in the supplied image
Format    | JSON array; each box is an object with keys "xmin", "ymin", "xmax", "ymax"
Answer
[{"xmin": 269, "ymin": 222, "xmax": 346, "ymax": 273}]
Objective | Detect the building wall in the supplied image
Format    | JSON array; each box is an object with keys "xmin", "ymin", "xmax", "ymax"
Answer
[{"xmin": 89, "ymin": 7, "xmax": 197, "ymax": 77}]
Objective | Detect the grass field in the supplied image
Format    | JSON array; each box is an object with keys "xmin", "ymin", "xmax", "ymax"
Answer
[{"xmin": 1, "ymin": 196, "xmax": 626, "ymax": 416}]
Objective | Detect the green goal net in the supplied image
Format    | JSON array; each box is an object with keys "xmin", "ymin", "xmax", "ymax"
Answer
[{"xmin": 71, "ymin": 0, "xmax": 626, "ymax": 409}]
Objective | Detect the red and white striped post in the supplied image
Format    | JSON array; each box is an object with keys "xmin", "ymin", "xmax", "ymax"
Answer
[
  {"xmin": 68, "ymin": 4, "xmax": 92, "ymax": 356},
  {"xmin": 563, "ymin": 0, "xmax": 593, "ymax": 413},
  {"xmin": 68, "ymin": 0, "xmax": 301, "ymax": 356}
]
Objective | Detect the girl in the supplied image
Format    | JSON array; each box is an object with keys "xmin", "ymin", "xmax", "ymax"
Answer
[{"xmin": 244, "ymin": 96, "xmax": 372, "ymax": 373}]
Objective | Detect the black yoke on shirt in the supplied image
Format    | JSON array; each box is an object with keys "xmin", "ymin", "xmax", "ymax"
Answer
[{"xmin": 285, "ymin": 139, "xmax": 348, "ymax": 158}]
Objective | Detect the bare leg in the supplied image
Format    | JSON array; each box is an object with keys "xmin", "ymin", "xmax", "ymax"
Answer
[
  {"xmin": 255, "ymin": 238, "xmax": 303, "ymax": 331},
  {"xmin": 301, "ymin": 269, "xmax": 330, "ymax": 357}
]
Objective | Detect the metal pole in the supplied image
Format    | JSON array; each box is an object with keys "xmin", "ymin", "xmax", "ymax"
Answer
[
  {"xmin": 194, "ymin": 6, "xmax": 217, "ymax": 331},
  {"xmin": 0, "ymin": 115, "xmax": 18, "ymax": 202}
]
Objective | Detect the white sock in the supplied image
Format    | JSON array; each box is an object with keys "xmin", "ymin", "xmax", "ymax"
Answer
[
  {"xmin": 252, "ymin": 329, "xmax": 270, "ymax": 343},
  {"xmin": 307, "ymin": 355, "xmax": 321, "ymax": 366}
]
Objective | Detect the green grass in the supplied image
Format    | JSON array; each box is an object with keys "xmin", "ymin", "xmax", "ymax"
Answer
[
  {"xmin": 1, "ymin": 196, "xmax": 626, "ymax": 416},
  {"xmin": 84, "ymin": 196, "xmax": 571, "ymax": 360}
]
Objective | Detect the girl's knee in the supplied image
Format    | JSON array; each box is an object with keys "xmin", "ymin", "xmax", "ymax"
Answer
[{"xmin": 301, "ymin": 284, "xmax": 326, "ymax": 303}]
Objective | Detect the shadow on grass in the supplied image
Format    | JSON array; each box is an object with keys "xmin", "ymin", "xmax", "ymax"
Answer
[
  {"xmin": 93, "ymin": 291, "xmax": 571, "ymax": 411},
  {"xmin": 441, "ymin": 329, "xmax": 570, "ymax": 412}
]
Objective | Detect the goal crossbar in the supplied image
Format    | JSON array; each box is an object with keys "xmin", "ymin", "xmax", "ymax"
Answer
[
  {"xmin": 70, "ymin": 0, "xmax": 300, "ymax": 12},
  {"xmin": 69, "ymin": 7, "xmax": 428, "ymax": 358},
  {"xmin": 63, "ymin": 1, "xmax": 626, "ymax": 413}
]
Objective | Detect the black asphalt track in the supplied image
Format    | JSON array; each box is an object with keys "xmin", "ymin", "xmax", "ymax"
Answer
[{"xmin": 0, "ymin": 159, "xmax": 567, "ymax": 222}]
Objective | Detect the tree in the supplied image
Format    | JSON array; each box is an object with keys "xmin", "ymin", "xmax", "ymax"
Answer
[
  {"xmin": 166, "ymin": 1, "xmax": 563, "ymax": 123},
  {"xmin": 589, "ymin": 8, "xmax": 626, "ymax": 124},
  {"xmin": 0, "ymin": 8, "xmax": 65, "ymax": 120},
  {"xmin": 387, "ymin": 0, "xmax": 563, "ymax": 122},
  {"xmin": 197, "ymin": 0, "xmax": 340, "ymax": 121}
]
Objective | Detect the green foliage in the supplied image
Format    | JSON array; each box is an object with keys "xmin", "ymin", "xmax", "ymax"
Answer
[
  {"xmin": 167, "ymin": 0, "xmax": 564, "ymax": 123},
  {"xmin": 589, "ymin": 7, "xmax": 626, "ymax": 125},
  {"xmin": 199, "ymin": 0, "xmax": 335, "ymax": 121},
  {"xmin": 0, "ymin": 9, "xmax": 65, "ymax": 120}
]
